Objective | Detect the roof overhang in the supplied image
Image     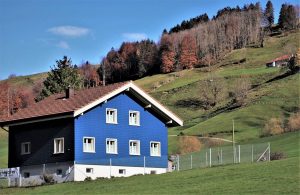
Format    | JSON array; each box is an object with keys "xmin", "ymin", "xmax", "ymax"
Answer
[
  {"xmin": 74, "ymin": 82, "xmax": 183, "ymax": 127},
  {"xmin": 0, "ymin": 112, "xmax": 73, "ymax": 127}
]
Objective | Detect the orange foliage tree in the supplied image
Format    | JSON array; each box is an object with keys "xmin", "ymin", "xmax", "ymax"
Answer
[
  {"xmin": 160, "ymin": 35, "xmax": 176, "ymax": 73},
  {"xmin": 179, "ymin": 34, "xmax": 198, "ymax": 69}
]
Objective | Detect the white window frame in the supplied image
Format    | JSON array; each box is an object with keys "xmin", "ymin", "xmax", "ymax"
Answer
[
  {"xmin": 54, "ymin": 138, "xmax": 64, "ymax": 154},
  {"xmin": 150, "ymin": 141, "xmax": 161, "ymax": 157},
  {"xmin": 21, "ymin": 142, "xmax": 31, "ymax": 155},
  {"xmin": 83, "ymin": 137, "xmax": 96, "ymax": 153},
  {"xmin": 129, "ymin": 140, "xmax": 140, "ymax": 155},
  {"xmin": 129, "ymin": 110, "xmax": 140, "ymax": 126},
  {"xmin": 106, "ymin": 138, "xmax": 118, "ymax": 154},
  {"xmin": 106, "ymin": 108, "xmax": 118, "ymax": 124}
]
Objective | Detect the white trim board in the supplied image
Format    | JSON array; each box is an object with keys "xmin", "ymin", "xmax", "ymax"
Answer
[{"xmin": 73, "ymin": 82, "xmax": 183, "ymax": 126}]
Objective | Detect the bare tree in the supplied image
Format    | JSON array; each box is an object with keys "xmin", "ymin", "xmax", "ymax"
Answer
[
  {"xmin": 232, "ymin": 76, "xmax": 252, "ymax": 105},
  {"xmin": 200, "ymin": 75, "xmax": 227, "ymax": 109}
]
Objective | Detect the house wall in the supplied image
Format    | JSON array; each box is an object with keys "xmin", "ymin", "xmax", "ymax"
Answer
[
  {"xmin": 74, "ymin": 164, "xmax": 167, "ymax": 181},
  {"xmin": 74, "ymin": 93, "xmax": 168, "ymax": 169},
  {"xmin": 8, "ymin": 118, "xmax": 74, "ymax": 168}
]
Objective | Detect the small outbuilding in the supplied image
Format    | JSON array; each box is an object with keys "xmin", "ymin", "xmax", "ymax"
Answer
[{"xmin": 266, "ymin": 55, "xmax": 290, "ymax": 67}]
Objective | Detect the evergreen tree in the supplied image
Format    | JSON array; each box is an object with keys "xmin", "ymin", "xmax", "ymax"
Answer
[
  {"xmin": 36, "ymin": 56, "xmax": 83, "ymax": 101},
  {"xmin": 265, "ymin": 1, "xmax": 274, "ymax": 29},
  {"xmin": 278, "ymin": 4, "xmax": 297, "ymax": 30}
]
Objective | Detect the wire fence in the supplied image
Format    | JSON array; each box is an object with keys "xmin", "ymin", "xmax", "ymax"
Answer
[{"xmin": 173, "ymin": 142, "xmax": 270, "ymax": 171}]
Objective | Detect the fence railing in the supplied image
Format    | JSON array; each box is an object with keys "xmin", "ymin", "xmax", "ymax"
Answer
[{"xmin": 174, "ymin": 142, "xmax": 270, "ymax": 171}]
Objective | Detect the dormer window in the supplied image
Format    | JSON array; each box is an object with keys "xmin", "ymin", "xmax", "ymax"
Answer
[
  {"xmin": 129, "ymin": 111, "xmax": 140, "ymax": 126},
  {"xmin": 106, "ymin": 108, "xmax": 117, "ymax": 124}
]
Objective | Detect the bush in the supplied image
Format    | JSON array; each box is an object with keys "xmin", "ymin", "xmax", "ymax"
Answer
[
  {"xmin": 178, "ymin": 136, "xmax": 202, "ymax": 154},
  {"xmin": 42, "ymin": 173, "xmax": 54, "ymax": 184},
  {"xmin": 262, "ymin": 118, "xmax": 284, "ymax": 136},
  {"xmin": 84, "ymin": 177, "xmax": 92, "ymax": 181},
  {"xmin": 270, "ymin": 152, "xmax": 285, "ymax": 161},
  {"xmin": 286, "ymin": 112, "xmax": 300, "ymax": 132}
]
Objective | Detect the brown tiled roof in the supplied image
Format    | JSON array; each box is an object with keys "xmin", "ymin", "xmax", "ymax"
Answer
[
  {"xmin": 267, "ymin": 55, "xmax": 290, "ymax": 63},
  {"xmin": 0, "ymin": 82, "xmax": 129, "ymax": 124}
]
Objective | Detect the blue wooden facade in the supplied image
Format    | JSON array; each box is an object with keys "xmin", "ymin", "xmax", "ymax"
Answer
[{"xmin": 74, "ymin": 93, "xmax": 168, "ymax": 168}]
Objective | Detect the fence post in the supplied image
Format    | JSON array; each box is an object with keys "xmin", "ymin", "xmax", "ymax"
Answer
[
  {"xmin": 109, "ymin": 158, "xmax": 112, "ymax": 179},
  {"xmin": 209, "ymin": 148, "xmax": 212, "ymax": 167},
  {"xmin": 238, "ymin": 145, "xmax": 241, "ymax": 163},
  {"xmin": 19, "ymin": 171, "xmax": 22, "ymax": 187},
  {"xmin": 251, "ymin": 145, "xmax": 254, "ymax": 163},
  {"xmin": 191, "ymin": 155, "xmax": 193, "ymax": 169},
  {"xmin": 220, "ymin": 149, "xmax": 223, "ymax": 164},
  {"xmin": 143, "ymin": 156, "xmax": 146, "ymax": 175},
  {"xmin": 206, "ymin": 151, "xmax": 208, "ymax": 167},
  {"xmin": 43, "ymin": 164, "xmax": 45, "ymax": 174},
  {"xmin": 268, "ymin": 142, "xmax": 271, "ymax": 162},
  {"xmin": 177, "ymin": 155, "xmax": 180, "ymax": 171}
]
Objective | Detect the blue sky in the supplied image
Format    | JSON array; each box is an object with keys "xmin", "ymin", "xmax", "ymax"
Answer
[{"xmin": 0, "ymin": 0, "xmax": 297, "ymax": 80}]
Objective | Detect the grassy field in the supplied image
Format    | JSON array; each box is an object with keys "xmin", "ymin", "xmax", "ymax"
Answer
[{"xmin": 1, "ymin": 157, "xmax": 299, "ymax": 194}]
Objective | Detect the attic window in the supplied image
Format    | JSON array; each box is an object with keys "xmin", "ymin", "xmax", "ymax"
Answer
[
  {"xmin": 106, "ymin": 108, "xmax": 117, "ymax": 124},
  {"xmin": 129, "ymin": 111, "xmax": 140, "ymax": 126}
]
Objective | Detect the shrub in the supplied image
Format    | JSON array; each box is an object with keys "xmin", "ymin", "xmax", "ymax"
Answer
[
  {"xmin": 42, "ymin": 173, "xmax": 54, "ymax": 184},
  {"xmin": 84, "ymin": 177, "xmax": 92, "ymax": 181},
  {"xmin": 286, "ymin": 112, "xmax": 300, "ymax": 132},
  {"xmin": 178, "ymin": 136, "xmax": 202, "ymax": 154},
  {"xmin": 270, "ymin": 152, "xmax": 285, "ymax": 161},
  {"xmin": 262, "ymin": 118, "xmax": 284, "ymax": 136}
]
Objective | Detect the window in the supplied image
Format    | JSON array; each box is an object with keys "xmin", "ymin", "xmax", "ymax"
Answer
[
  {"xmin": 129, "ymin": 111, "xmax": 140, "ymax": 126},
  {"xmin": 54, "ymin": 138, "xmax": 64, "ymax": 154},
  {"xmin": 21, "ymin": 142, "xmax": 31, "ymax": 155},
  {"xmin": 150, "ymin": 142, "xmax": 161, "ymax": 156},
  {"xmin": 24, "ymin": 172, "xmax": 30, "ymax": 178},
  {"xmin": 56, "ymin": 169, "xmax": 63, "ymax": 175},
  {"xmin": 119, "ymin": 169, "xmax": 126, "ymax": 175},
  {"xmin": 86, "ymin": 168, "xmax": 93, "ymax": 174},
  {"xmin": 83, "ymin": 137, "xmax": 95, "ymax": 153},
  {"xmin": 129, "ymin": 140, "xmax": 140, "ymax": 155},
  {"xmin": 106, "ymin": 108, "xmax": 117, "ymax": 124},
  {"xmin": 106, "ymin": 138, "xmax": 117, "ymax": 154}
]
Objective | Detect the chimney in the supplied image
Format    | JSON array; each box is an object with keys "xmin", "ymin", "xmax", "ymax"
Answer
[{"xmin": 66, "ymin": 86, "xmax": 74, "ymax": 99}]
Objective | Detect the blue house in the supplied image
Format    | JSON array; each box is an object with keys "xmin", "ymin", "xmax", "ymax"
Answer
[{"xmin": 0, "ymin": 81, "xmax": 183, "ymax": 183}]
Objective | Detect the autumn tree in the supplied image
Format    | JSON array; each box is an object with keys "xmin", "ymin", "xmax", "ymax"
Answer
[
  {"xmin": 178, "ymin": 136, "xmax": 202, "ymax": 154},
  {"xmin": 10, "ymin": 88, "xmax": 34, "ymax": 114},
  {"xmin": 160, "ymin": 35, "xmax": 176, "ymax": 73},
  {"xmin": 200, "ymin": 75, "xmax": 227, "ymax": 109},
  {"xmin": 37, "ymin": 56, "xmax": 83, "ymax": 101},
  {"xmin": 264, "ymin": 1, "xmax": 274, "ymax": 30},
  {"xmin": 0, "ymin": 82, "xmax": 9, "ymax": 117},
  {"xmin": 79, "ymin": 61, "xmax": 101, "ymax": 88},
  {"xmin": 179, "ymin": 34, "xmax": 198, "ymax": 69}
]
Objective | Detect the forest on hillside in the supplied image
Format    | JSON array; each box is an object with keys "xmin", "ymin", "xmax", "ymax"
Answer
[{"xmin": 0, "ymin": 1, "xmax": 299, "ymax": 117}]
